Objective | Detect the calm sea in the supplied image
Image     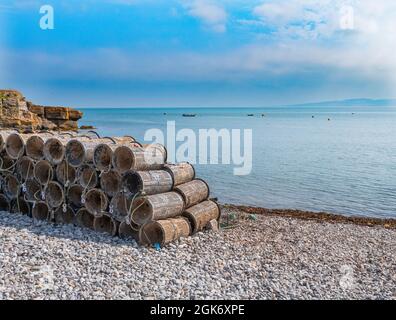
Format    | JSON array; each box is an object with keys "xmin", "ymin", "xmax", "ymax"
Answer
[{"xmin": 80, "ymin": 106, "xmax": 396, "ymax": 219}]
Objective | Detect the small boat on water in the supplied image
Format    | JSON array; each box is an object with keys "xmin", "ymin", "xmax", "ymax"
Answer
[
  {"xmin": 247, "ymin": 114, "xmax": 254, "ymax": 117},
  {"xmin": 182, "ymin": 114, "xmax": 196, "ymax": 117}
]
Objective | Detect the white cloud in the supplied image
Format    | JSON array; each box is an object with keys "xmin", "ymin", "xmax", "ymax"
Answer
[{"xmin": 185, "ymin": 0, "xmax": 227, "ymax": 33}]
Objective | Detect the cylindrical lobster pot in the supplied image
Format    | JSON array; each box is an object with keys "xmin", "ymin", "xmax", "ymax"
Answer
[
  {"xmin": 16, "ymin": 156, "xmax": 35, "ymax": 182},
  {"xmin": 122, "ymin": 170, "xmax": 173, "ymax": 197},
  {"xmin": 65, "ymin": 138, "xmax": 121, "ymax": 167},
  {"xmin": 0, "ymin": 130, "xmax": 16, "ymax": 152},
  {"xmin": 43, "ymin": 136, "xmax": 73, "ymax": 165},
  {"xmin": 140, "ymin": 217, "xmax": 191, "ymax": 247},
  {"xmin": 0, "ymin": 152, "xmax": 15, "ymax": 172},
  {"xmin": 75, "ymin": 208, "xmax": 95, "ymax": 229},
  {"xmin": 25, "ymin": 178, "xmax": 41, "ymax": 201},
  {"xmin": 84, "ymin": 188, "xmax": 108, "ymax": 216},
  {"xmin": 54, "ymin": 205, "xmax": 75, "ymax": 224},
  {"xmin": 3, "ymin": 174, "xmax": 19, "ymax": 199},
  {"xmin": 118, "ymin": 221, "xmax": 139, "ymax": 241},
  {"xmin": 141, "ymin": 143, "xmax": 168, "ymax": 162},
  {"xmin": 182, "ymin": 200, "xmax": 220, "ymax": 234},
  {"xmin": 25, "ymin": 133, "xmax": 55, "ymax": 161},
  {"xmin": 174, "ymin": 179, "xmax": 209, "ymax": 208},
  {"xmin": 131, "ymin": 191, "xmax": 185, "ymax": 225},
  {"xmin": 32, "ymin": 201, "xmax": 50, "ymax": 221},
  {"xmin": 109, "ymin": 191, "xmax": 132, "ymax": 222},
  {"xmin": 164, "ymin": 163, "xmax": 195, "ymax": 186},
  {"xmin": 112, "ymin": 144, "xmax": 166, "ymax": 174},
  {"xmin": 67, "ymin": 184, "xmax": 84, "ymax": 208},
  {"xmin": 93, "ymin": 213, "xmax": 118, "ymax": 236},
  {"xmin": 93, "ymin": 136, "xmax": 138, "ymax": 171},
  {"xmin": 11, "ymin": 197, "xmax": 31, "ymax": 216},
  {"xmin": 55, "ymin": 160, "xmax": 76, "ymax": 186},
  {"xmin": 34, "ymin": 160, "xmax": 53, "ymax": 185},
  {"xmin": 0, "ymin": 194, "xmax": 10, "ymax": 212},
  {"xmin": 77, "ymin": 164, "xmax": 98, "ymax": 189},
  {"xmin": 45, "ymin": 181, "xmax": 64, "ymax": 208},
  {"xmin": 100, "ymin": 170, "xmax": 121, "ymax": 197},
  {"xmin": 5, "ymin": 133, "xmax": 29, "ymax": 159}
]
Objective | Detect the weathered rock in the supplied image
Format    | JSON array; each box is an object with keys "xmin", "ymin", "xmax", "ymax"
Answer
[
  {"xmin": 0, "ymin": 89, "xmax": 83, "ymax": 131},
  {"xmin": 52, "ymin": 120, "xmax": 79, "ymax": 131},
  {"xmin": 27, "ymin": 104, "xmax": 45, "ymax": 117},
  {"xmin": 69, "ymin": 109, "xmax": 83, "ymax": 121},
  {"xmin": 44, "ymin": 107, "xmax": 69, "ymax": 120},
  {"xmin": 41, "ymin": 118, "xmax": 58, "ymax": 130}
]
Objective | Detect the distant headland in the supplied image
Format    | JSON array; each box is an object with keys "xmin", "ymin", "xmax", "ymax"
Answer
[{"xmin": 289, "ymin": 98, "xmax": 396, "ymax": 107}]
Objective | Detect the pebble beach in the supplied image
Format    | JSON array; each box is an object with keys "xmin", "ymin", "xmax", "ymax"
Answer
[{"xmin": 0, "ymin": 207, "xmax": 395, "ymax": 300}]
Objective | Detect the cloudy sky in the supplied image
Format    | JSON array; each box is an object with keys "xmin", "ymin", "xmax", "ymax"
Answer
[{"xmin": 0, "ymin": 0, "xmax": 395, "ymax": 107}]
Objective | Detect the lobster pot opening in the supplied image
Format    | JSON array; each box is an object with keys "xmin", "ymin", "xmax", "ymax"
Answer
[
  {"xmin": 65, "ymin": 140, "xmax": 86, "ymax": 167},
  {"xmin": 32, "ymin": 201, "xmax": 50, "ymax": 221},
  {"xmin": 110, "ymin": 192, "xmax": 131, "ymax": 221},
  {"xmin": 77, "ymin": 164, "xmax": 98, "ymax": 189},
  {"xmin": 118, "ymin": 221, "xmax": 139, "ymax": 241},
  {"xmin": 16, "ymin": 156, "xmax": 35, "ymax": 182},
  {"xmin": 4, "ymin": 175, "xmax": 19, "ymax": 199},
  {"xmin": 131, "ymin": 192, "xmax": 185, "ymax": 225},
  {"xmin": 76, "ymin": 208, "xmax": 95, "ymax": 229},
  {"xmin": 67, "ymin": 184, "xmax": 84, "ymax": 208},
  {"xmin": 44, "ymin": 138, "xmax": 66, "ymax": 165},
  {"xmin": 66, "ymin": 139, "xmax": 108, "ymax": 167},
  {"xmin": 122, "ymin": 170, "xmax": 173, "ymax": 197},
  {"xmin": 25, "ymin": 178, "xmax": 40, "ymax": 201},
  {"xmin": 93, "ymin": 214, "xmax": 118, "ymax": 236},
  {"xmin": 85, "ymin": 188, "xmax": 108, "ymax": 216},
  {"xmin": 113, "ymin": 145, "xmax": 165, "ymax": 174},
  {"xmin": 56, "ymin": 160, "xmax": 76, "ymax": 186},
  {"xmin": 26, "ymin": 135, "xmax": 45, "ymax": 160},
  {"xmin": 100, "ymin": 170, "xmax": 121, "ymax": 197},
  {"xmin": 1, "ymin": 153, "xmax": 15, "ymax": 171},
  {"xmin": 0, "ymin": 194, "xmax": 10, "ymax": 212},
  {"xmin": 0, "ymin": 132, "xmax": 12, "ymax": 152},
  {"xmin": 93, "ymin": 144, "xmax": 114, "ymax": 171},
  {"xmin": 11, "ymin": 197, "xmax": 31, "ymax": 216},
  {"xmin": 183, "ymin": 200, "xmax": 221, "ymax": 234},
  {"xmin": 174, "ymin": 179, "xmax": 209, "ymax": 208},
  {"xmin": 164, "ymin": 163, "xmax": 195, "ymax": 186},
  {"xmin": 34, "ymin": 160, "xmax": 53, "ymax": 185},
  {"xmin": 5, "ymin": 133, "xmax": 25, "ymax": 159},
  {"xmin": 54, "ymin": 205, "xmax": 75, "ymax": 224},
  {"xmin": 45, "ymin": 181, "xmax": 64, "ymax": 208},
  {"xmin": 140, "ymin": 217, "xmax": 191, "ymax": 247}
]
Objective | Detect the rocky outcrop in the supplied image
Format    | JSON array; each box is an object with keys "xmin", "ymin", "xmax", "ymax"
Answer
[{"xmin": 0, "ymin": 89, "xmax": 83, "ymax": 132}]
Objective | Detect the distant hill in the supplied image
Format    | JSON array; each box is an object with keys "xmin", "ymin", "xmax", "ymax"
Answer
[{"xmin": 289, "ymin": 98, "xmax": 396, "ymax": 107}]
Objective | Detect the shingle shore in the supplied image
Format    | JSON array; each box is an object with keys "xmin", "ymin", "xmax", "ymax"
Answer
[{"xmin": 0, "ymin": 208, "xmax": 395, "ymax": 300}]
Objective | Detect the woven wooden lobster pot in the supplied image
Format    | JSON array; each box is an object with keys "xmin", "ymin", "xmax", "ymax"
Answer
[
  {"xmin": 164, "ymin": 162, "xmax": 195, "ymax": 186},
  {"xmin": 93, "ymin": 213, "xmax": 118, "ymax": 236},
  {"xmin": 139, "ymin": 217, "xmax": 191, "ymax": 247},
  {"xmin": 174, "ymin": 179, "xmax": 210, "ymax": 208},
  {"xmin": 182, "ymin": 200, "xmax": 221, "ymax": 234},
  {"xmin": 121, "ymin": 169, "xmax": 173, "ymax": 197},
  {"xmin": 130, "ymin": 191, "xmax": 185, "ymax": 225}
]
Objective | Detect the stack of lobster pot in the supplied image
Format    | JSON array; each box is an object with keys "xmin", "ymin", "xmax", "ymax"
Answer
[{"xmin": 0, "ymin": 129, "xmax": 221, "ymax": 247}]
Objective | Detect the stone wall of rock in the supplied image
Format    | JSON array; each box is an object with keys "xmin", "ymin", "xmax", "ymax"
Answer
[{"xmin": 0, "ymin": 90, "xmax": 83, "ymax": 132}]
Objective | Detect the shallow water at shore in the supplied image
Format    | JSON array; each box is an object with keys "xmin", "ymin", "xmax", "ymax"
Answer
[{"xmin": 79, "ymin": 105, "xmax": 396, "ymax": 219}]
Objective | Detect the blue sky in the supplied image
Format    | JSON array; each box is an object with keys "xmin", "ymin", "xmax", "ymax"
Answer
[{"xmin": 0, "ymin": 0, "xmax": 395, "ymax": 107}]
